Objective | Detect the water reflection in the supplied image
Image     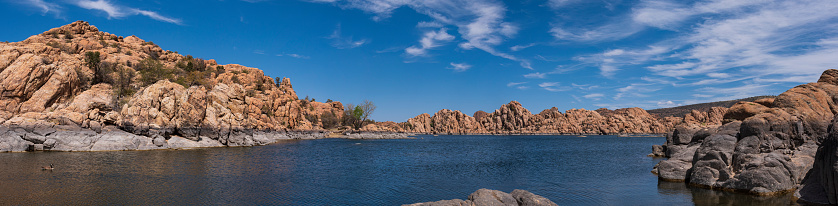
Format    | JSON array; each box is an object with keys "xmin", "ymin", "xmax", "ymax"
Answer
[{"xmin": 658, "ymin": 181, "xmax": 798, "ymax": 206}]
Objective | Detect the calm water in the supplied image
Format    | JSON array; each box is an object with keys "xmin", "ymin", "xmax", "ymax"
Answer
[{"xmin": 0, "ymin": 135, "xmax": 796, "ymax": 205}]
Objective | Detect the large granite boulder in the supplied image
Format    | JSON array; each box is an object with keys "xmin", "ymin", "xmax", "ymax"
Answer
[
  {"xmin": 796, "ymin": 114, "xmax": 838, "ymax": 204},
  {"xmin": 655, "ymin": 69, "xmax": 838, "ymax": 195}
]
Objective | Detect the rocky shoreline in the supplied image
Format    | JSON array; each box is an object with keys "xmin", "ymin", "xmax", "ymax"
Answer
[
  {"xmin": 403, "ymin": 189, "xmax": 557, "ymax": 206},
  {"xmin": 0, "ymin": 125, "xmax": 412, "ymax": 152},
  {"xmin": 649, "ymin": 69, "xmax": 838, "ymax": 203}
]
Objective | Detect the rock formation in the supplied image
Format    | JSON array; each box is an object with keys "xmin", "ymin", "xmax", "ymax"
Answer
[
  {"xmin": 364, "ymin": 101, "xmax": 689, "ymax": 135},
  {"xmin": 403, "ymin": 189, "xmax": 557, "ymax": 206},
  {"xmin": 653, "ymin": 69, "xmax": 838, "ymax": 196},
  {"xmin": 0, "ymin": 21, "xmax": 363, "ymax": 152}
]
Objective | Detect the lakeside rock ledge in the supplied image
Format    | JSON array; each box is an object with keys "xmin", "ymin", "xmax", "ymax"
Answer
[
  {"xmin": 652, "ymin": 69, "xmax": 838, "ymax": 199},
  {"xmin": 403, "ymin": 189, "xmax": 557, "ymax": 206}
]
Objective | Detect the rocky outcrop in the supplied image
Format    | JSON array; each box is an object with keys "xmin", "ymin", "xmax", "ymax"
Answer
[
  {"xmin": 0, "ymin": 21, "xmax": 365, "ymax": 152},
  {"xmin": 654, "ymin": 69, "xmax": 838, "ymax": 196},
  {"xmin": 366, "ymin": 101, "xmax": 689, "ymax": 135},
  {"xmin": 403, "ymin": 189, "xmax": 557, "ymax": 206}
]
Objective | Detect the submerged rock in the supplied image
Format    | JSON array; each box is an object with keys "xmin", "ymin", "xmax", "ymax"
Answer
[{"xmin": 403, "ymin": 189, "xmax": 557, "ymax": 206}]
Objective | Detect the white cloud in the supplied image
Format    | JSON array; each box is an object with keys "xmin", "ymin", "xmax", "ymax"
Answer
[
  {"xmin": 76, "ymin": 0, "xmax": 125, "ymax": 17},
  {"xmin": 550, "ymin": 19, "xmax": 645, "ymax": 42},
  {"xmin": 656, "ymin": 100, "xmax": 680, "ymax": 107},
  {"xmin": 132, "ymin": 9, "xmax": 182, "ymax": 24},
  {"xmin": 277, "ymin": 53, "xmax": 311, "ymax": 59},
  {"xmin": 693, "ymin": 83, "xmax": 773, "ymax": 101},
  {"xmin": 614, "ymin": 83, "xmax": 659, "ymax": 100},
  {"xmin": 405, "ymin": 28, "xmax": 455, "ymax": 56},
  {"xmin": 507, "ymin": 82, "xmax": 527, "ymax": 87},
  {"xmin": 523, "ymin": 72, "xmax": 546, "ymax": 79},
  {"xmin": 448, "ymin": 62, "xmax": 472, "ymax": 72},
  {"xmin": 24, "ymin": 0, "xmax": 61, "ymax": 15},
  {"xmin": 507, "ymin": 82, "xmax": 529, "ymax": 89},
  {"xmin": 74, "ymin": 0, "xmax": 181, "ymax": 24},
  {"xmin": 631, "ymin": 0, "xmax": 692, "ymax": 30},
  {"xmin": 539, "ymin": 82, "xmax": 571, "ymax": 92},
  {"xmin": 571, "ymin": 83, "xmax": 599, "ymax": 90},
  {"xmin": 584, "ymin": 93, "xmax": 604, "ymax": 99},
  {"xmin": 304, "ymin": 0, "xmax": 529, "ymax": 69},
  {"xmin": 510, "ymin": 43, "xmax": 536, "ymax": 51},
  {"xmin": 327, "ymin": 23, "xmax": 369, "ymax": 49}
]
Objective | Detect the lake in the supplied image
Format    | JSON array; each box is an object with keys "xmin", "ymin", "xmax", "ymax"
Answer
[{"xmin": 0, "ymin": 135, "xmax": 796, "ymax": 205}]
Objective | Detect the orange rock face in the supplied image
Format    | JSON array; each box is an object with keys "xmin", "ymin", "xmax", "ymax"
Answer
[{"xmin": 0, "ymin": 21, "xmax": 343, "ymax": 136}]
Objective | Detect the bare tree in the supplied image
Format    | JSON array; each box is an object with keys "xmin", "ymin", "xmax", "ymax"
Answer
[
  {"xmin": 359, "ymin": 100, "xmax": 376, "ymax": 122},
  {"xmin": 342, "ymin": 100, "xmax": 376, "ymax": 129}
]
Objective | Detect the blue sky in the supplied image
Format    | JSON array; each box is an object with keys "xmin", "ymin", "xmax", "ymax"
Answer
[{"xmin": 3, "ymin": 0, "xmax": 838, "ymax": 122}]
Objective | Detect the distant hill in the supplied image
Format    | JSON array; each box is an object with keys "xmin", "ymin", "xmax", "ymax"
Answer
[{"xmin": 648, "ymin": 95, "xmax": 776, "ymax": 118}]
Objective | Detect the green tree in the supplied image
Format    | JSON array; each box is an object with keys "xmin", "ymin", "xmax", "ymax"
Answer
[
  {"xmin": 136, "ymin": 57, "xmax": 171, "ymax": 86},
  {"xmin": 343, "ymin": 100, "xmax": 376, "ymax": 129},
  {"xmin": 84, "ymin": 51, "xmax": 100, "ymax": 71}
]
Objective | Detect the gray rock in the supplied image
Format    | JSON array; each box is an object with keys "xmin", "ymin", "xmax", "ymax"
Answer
[
  {"xmin": 656, "ymin": 144, "xmax": 698, "ymax": 181},
  {"xmin": 152, "ymin": 135, "xmax": 166, "ymax": 147},
  {"xmin": 650, "ymin": 145, "xmax": 664, "ymax": 157},
  {"xmin": 0, "ymin": 130, "xmax": 31, "ymax": 152},
  {"xmin": 136, "ymin": 136, "xmax": 163, "ymax": 150},
  {"xmin": 796, "ymin": 115, "xmax": 838, "ymax": 204},
  {"xmin": 43, "ymin": 138, "xmax": 56, "ymax": 149},
  {"xmin": 510, "ymin": 189, "xmax": 558, "ymax": 206},
  {"xmin": 22, "ymin": 133, "xmax": 46, "ymax": 144},
  {"xmin": 32, "ymin": 124, "xmax": 56, "ymax": 136},
  {"xmin": 252, "ymin": 131, "xmax": 291, "ymax": 145},
  {"xmin": 468, "ymin": 188, "xmax": 517, "ymax": 206},
  {"xmin": 403, "ymin": 199, "xmax": 471, "ymax": 206},
  {"xmin": 168, "ymin": 136, "xmax": 223, "ymax": 149},
  {"xmin": 671, "ymin": 125, "xmax": 699, "ymax": 145},
  {"xmin": 89, "ymin": 131, "xmax": 143, "ymax": 151},
  {"xmin": 226, "ymin": 129, "xmax": 255, "ymax": 146},
  {"xmin": 720, "ymin": 153, "xmax": 797, "ymax": 194},
  {"xmin": 49, "ymin": 129, "xmax": 100, "ymax": 151},
  {"xmin": 404, "ymin": 189, "xmax": 555, "ymax": 206},
  {"xmin": 688, "ymin": 134, "xmax": 736, "ymax": 187},
  {"xmin": 30, "ymin": 144, "xmax": 44, "ymax": 151}
]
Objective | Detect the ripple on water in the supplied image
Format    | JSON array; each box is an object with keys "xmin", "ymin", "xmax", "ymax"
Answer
[{"xmin": 0, "ymin": 135, "xmax": 799, "ymax": 205}]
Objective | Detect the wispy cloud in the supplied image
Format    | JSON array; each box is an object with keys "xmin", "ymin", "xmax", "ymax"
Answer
[
  {"xmin": 73, "ymin": 0, "xmax": 182, "ymax": 24},
  {"xmin": 656, "ymin": 100, "xmax": 680, "ymax": 107},
  {"xmin": 276, "ymin": 53, "xmax": 310, "ymax": 59},
  {"xmin": 507, "ymin": 82, "xmax": 529, "ymax": 89},
  {"xmin": 327, "ymin": 23, "xmax": 369, "ymax": 49},
  {"xmin": 614, "ymin": 83, "xmax": 659, "ymax": 100},
  {"xmin": 405, "ymin": 28, "xmax": 455, "ymax": 56},
  {"xmin": 507, "ymin": 82, "xmax": 527, "ymax": 87},
  {"xmin": 304, "ymin": 0, "xmax": 530, "ymax": 69},
  {"xmin": 510, "ymin": 43, "xmax": 536, "ymax": 51},
  {"xmin": 538, "ymin": 82, "xmax": 571, "ymax": 92},
  {"xmin": 447, "ymin": 62, "xmax": 472, "ymax": 72},
  {"xmin": 583, "ymin": 93, "xmax": 604, "ymax": 99},
  {"xmin": 523, "ymin": 72, "xmax": 546, "ymax": 79},
  {"xmin": 23, "ymin": 0, "xmax": 61, "ymax": 16}
]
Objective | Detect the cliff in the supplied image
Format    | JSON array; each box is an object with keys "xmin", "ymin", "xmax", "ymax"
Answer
[{"xmin": 0, "ymin": 21, "xmax": 350, "ymax": 152}]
